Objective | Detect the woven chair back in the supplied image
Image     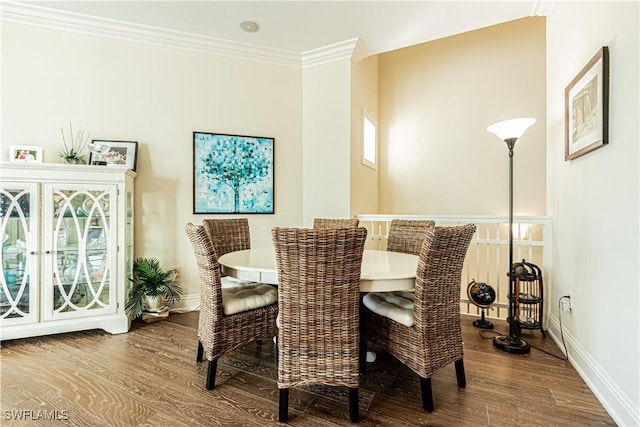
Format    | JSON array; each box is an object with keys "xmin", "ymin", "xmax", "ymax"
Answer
[
  {"xmin": 185, "ymin": 223, "xmax": 225, "ymax": 323},
  {"xmin": 312, "ymin": 218, "xmax": 360, "ymax": 229},
  {"xmin": 272, "ymin": 227, "xmax": 367, "ymax": 389},
  {"xmin": 387, "ymin": 219, "xmax": 436, "ymax": 255},
  {"xmin": 203, "ymin": 218, "xmax": 251, "ymax": 257},
  {"xmin": 413, "ymin": 224, "xmax": 476, "ymax": 337}
]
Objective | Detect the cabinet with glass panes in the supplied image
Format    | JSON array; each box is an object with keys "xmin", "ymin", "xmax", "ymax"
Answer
[{"xmin": 0, "ymin": 163, "xmax": 135, "ymax": 340}]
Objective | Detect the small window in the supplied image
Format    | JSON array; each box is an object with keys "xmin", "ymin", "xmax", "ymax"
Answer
[{"xmin": 363, "ymin": 112, "xmax": 377, "ymax": 169}]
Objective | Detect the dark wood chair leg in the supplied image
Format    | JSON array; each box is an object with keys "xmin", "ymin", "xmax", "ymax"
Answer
[
  {"xmin": 455, "ymin": 359, "xmax": 466, "ymax": 388},
  {"xmin": 349, "ymin": 387, "xmax": 359, "ymax": 423},
  {"xmin": 359, "ymin": 339, "xmax": 367, "ymax": 374},
  {"xmin": 420, "ymin": 377, "xmax": 434, "ymax": 412},
  {"xmin": 196, "ymin": 341, "xmax": 204, "ymax": 363},
  {"xmin": 205, "ymin": 359, "xmax": 217, "ymax": 390},
  {"xmin": 257, "ymin": 339, "xmax": 263, "ymax": 345},
  {"xmin": 358, "ymin": 293, "xmax": 367, "ymax": 376},
  {"xmin": 279, "ymin": 388, "xmax": 289, "ymax": 423}
]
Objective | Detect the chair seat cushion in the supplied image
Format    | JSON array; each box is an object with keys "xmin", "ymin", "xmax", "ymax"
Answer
[
  {"xmin": 221, "ymin": 276, "xmax": 256, "ymax": 289},
  {"xmin": 363, "ymin": 291, "xmax": 415, "ymax": 327},
  {"xmin": 222, "ymin": 283, "xmax": 278, "ymax": 315}
]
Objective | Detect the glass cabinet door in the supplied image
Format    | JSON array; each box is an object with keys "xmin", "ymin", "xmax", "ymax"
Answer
[
  {"xmin": 0, "ymin": 183, "xmax": 39, "ymax": 325},
  {"xmin": 43, "ymin": 184, "xmax": 117, "ymax": 320}
]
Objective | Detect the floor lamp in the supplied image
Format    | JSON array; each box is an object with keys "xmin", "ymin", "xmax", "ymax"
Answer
[{"xmin": 487, "ymin": 117, "xmax": 536, "ymax": 354}]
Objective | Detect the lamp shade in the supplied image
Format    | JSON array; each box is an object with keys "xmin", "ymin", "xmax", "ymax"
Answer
[{"xmin": 487, "ymin": 118, "xmax": 536, "ymax": 141}]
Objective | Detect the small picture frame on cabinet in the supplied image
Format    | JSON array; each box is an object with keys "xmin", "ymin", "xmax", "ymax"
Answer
[
  {"xmin": 9, "ymin": 145, "xmax": 43, "ymax": 163},
  {"xmin": 89, "ymin": 140, "xmax": 138, "ymax": 171}
]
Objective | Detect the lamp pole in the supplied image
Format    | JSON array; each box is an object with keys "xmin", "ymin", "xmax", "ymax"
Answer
[
  {"xmin": 487, "ymin": 118, "xmax": 535, "ymax": 355},
  {"xmin": 507, "ymin": 138, "xmax": 516, "ymax": 338}
]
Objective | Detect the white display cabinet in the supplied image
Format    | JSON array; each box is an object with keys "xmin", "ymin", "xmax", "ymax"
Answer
[{"xmin": 0, "ymin": 162, "xmax": 135, "ymax": 340}]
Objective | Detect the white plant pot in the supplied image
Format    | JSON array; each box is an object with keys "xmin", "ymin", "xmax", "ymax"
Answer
[{"xmin": 143, "ymin": 296, "xmax": 167, "ymax": 313}]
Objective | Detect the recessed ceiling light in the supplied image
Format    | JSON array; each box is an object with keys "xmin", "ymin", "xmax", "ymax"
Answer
[{"xmin": 240, "ymin": 21, "xmax": 260, "ymax": 33}]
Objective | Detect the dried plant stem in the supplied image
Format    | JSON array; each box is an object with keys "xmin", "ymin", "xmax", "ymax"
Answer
[
  {"xmin": 60, "ymin": 121, "xmax": 91, "ymax": 160},
  {"xmin": 60, "ymin": 127, "xmax": 69, "ymax": 153}
]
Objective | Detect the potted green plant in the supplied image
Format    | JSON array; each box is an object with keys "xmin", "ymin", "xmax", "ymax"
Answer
[{"xmin": 125, "ymin": 257, "xmax": 182, "ymax": 319}]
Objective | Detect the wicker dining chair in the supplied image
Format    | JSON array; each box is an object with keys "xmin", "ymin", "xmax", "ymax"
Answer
[
  {"xmin": 203, "ymin": 218, "xmax": 249, "ymax": 282},
  {"xmin": 185, "ymin": 223, "xmax": 278, "ymax": 390},
  {"xmin": 202, "ymin": 218, "xmax": 261, "ymax": 286},
  {"xmin": 313, "ymin": 217, "xmax": 360, "ymax": 229},
  {"xmin": 202, "ymin": 218, "xmax": 251, "ymax": 258},
  {"xmin": 272, "ymin": 227, "xmax": 367, "ymax": 423},
  {"xmin": 386, "ymin": 219, "xmax": 436, "ymax": 255},
  {"xmin": 362, "ymin": 224, "xmax": 476, "ymax": 412}
]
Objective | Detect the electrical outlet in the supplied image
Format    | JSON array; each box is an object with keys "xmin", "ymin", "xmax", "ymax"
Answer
[
  {"xmin": 173, "ymin": 267, "xmax": 181, "ymax": 282},
  {"xmin": 562, "ymin": 293, "xmax": 572, "ymax": 313}
]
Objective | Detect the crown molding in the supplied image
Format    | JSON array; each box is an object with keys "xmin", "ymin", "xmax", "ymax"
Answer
[
  {"xmin": 0, "ymin": 1, "xmax": 302, "ymax": 68},
  {"xmin": 351, "ymin": 38, "xmax": 368, "ymax": 64},
  {"xmin": 301, "ymin": 38, "xmax": 368, "ymax": 69},
  {"xmin": 1, "ymin": 1, "xmax": 366, "ymax": 70},
  {"xmin": 530, "ymin": 0, "xmax": 556, "ymax": 16}
]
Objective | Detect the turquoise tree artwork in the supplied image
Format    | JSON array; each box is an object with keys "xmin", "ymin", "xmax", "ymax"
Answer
[{"xmin": 193, "ymin": 132, "xmax": 274, "ymax": 214}]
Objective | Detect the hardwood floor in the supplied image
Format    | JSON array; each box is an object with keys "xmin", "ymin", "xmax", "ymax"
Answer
[{"xmin": 1, "ymin": 312, "xmax": 614, "ymax": 426}]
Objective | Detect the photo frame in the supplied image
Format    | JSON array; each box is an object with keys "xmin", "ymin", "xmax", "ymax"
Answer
[
  {"xmin": 89, "ymin": 140, "xmax": 138, "ymax": 171},
  {"xmin": 9, "ymin": 145, "xmax": 43, "ymax": 163},
  {"xmin": 193, "ymin": 132, "xmax": 274, "ymax": 214},
  {"xmin": 565, "ymin": 46, "xmax": 609, "ymax": 161}
]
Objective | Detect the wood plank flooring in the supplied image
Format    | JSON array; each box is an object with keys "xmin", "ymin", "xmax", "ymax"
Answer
[{"xmin": 1, "ymin": 313, "xmax": 615, "ymax": 426}]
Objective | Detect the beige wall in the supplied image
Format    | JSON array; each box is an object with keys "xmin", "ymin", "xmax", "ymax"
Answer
[
  {"xmin": 546, "ymin": 2, "xmax": 639, "ymax": 424},
  {"xmin": 377, "ymin": 17, "xmax": 546, "ymax": 216},
  {"xmin": 1, "ymin": 22, "xmax": 303, "ymax": 302},
  {"xmin": 350, "ymin": 55, "xmax": 379, "ymax": 217}
]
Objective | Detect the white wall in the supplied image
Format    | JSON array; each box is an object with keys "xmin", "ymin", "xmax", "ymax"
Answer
[
  {"xmin": 1, "ymin": 22, "xmax": 303, "ymax": 305},
  {"xmin": 378, "ymin": 18, "xmax": 546, "ymax": 216},
  {"xmin": 546, "ymin": 2, "xmax": 639, "ymax": 425},
  {"xmin": 301, "ymin": 60, "xmax": 352, "ymax": 226}
]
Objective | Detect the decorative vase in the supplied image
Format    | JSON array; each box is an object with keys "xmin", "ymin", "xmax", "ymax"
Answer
[
  {"xmin": 65, "ymin": 158, "xmax": 86, "ymax": 165},
  {"xmin": 144, "ymin": 296, "xmax": 167, "ymax": 313}
]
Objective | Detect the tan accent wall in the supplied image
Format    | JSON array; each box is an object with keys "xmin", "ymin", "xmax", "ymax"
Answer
[
  {"xmin": 350, "ymin": 55, "xmax": 379, "ymax": 217},
  {"xmin": 378, "ymin": 17, "xmax": 546, "ymax": 216}
]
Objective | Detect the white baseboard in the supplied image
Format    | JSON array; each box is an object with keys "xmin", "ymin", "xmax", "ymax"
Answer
[
  {"xmin": 168, "ymin": 293, "xmax": 200, "ymax": 313},
  {"xmin": 546, "ymin": 314, "xmax": 639, "ymax": 426}
]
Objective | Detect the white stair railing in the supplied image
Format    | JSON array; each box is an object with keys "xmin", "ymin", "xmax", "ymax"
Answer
[{"xmin": 357, "ymin": 214, "xmax": 552, "ymax": 321}]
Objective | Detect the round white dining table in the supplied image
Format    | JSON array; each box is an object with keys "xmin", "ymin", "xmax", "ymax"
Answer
[{"xmin": 218, "ymin": 248, "xmax": 418, "ymax": 292}]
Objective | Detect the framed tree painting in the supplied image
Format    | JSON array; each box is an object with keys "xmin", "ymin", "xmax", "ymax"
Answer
[{"xmin": 193, "ymin": 132, "xmax": 274, "ymax": 214}]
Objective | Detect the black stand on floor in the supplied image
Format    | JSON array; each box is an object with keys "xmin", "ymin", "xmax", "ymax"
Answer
[
  {"xmin": 472, "ymin": 309, "xmax": 493, "ymax": 329},
  {"xmin": 467, "ymin": 279, "xmax": 496, "ymax": 331}
]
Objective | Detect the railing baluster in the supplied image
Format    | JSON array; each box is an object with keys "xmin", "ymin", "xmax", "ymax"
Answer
[{"xmin": 496, "ymin": 222, "xmax": 504, "ymax": 319}]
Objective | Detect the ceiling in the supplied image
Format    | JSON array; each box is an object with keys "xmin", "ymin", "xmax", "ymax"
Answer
[{"xmin": 21, "ymin": 1, "xmax": 550, "ymax": 57}]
